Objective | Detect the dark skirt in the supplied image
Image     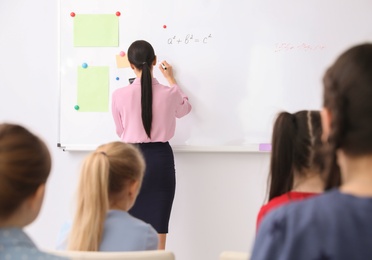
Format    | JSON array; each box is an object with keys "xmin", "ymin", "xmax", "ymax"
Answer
[{"xmin": 129, "ymin": 142, "xmax": 176, "ymax": 234}]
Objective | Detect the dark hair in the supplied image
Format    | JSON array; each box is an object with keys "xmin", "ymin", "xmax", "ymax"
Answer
[
  {"xmin": 127, "ymin": 40, "xmax": 156, "ymax": 138},
  {"xmin": 268, "ymin": 111, "xmax": 324, "ymax": 201},
  {"xmin": 0, "ymin": 123, "xmax": 51, "ymax": 219},
  {"xmin": 324, "ymin": 43, "xmax": 372, "ymax": 155},
  {"xmin": 323, "ymin": 43, "xmax": 372, "ymax": 184}
]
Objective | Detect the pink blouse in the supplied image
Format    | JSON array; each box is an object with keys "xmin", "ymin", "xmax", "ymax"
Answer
[{"xmin": 111, "ymin": 78, "xmax": 192, "ymax": 143}]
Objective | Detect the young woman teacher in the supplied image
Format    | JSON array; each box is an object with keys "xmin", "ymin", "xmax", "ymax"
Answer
[{"xmin": 111, "ymin": 40, "xmax": 192, "ymax": 249}]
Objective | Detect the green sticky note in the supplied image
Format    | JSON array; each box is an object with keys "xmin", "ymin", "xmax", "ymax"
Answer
[
  {"xmin": 77, "ymin": 66, "xmax": 109, "ymax": 112},
  {"xmin": 74, "ymin": 14, "xmax": 119, "ymax": 47}
]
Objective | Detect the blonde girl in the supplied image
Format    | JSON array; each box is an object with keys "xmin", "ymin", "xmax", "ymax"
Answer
[{"xmin": 59, "ymin": 141, "xmax": 158, "ymax": 251}]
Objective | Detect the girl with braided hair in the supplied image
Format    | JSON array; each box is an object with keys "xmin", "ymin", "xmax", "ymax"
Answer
[
  {"xmin": 252, "ymin": 43, "xmax": 372, "ymax": 260},
  {"xmin": 256, "ymin": 110, "xmax": 325, "ymax": 229}
]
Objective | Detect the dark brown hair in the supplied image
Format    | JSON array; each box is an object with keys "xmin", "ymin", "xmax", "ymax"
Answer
[
  {"xmin": 0, "ymin": 123, "xmax": 51, "ymax": 218},
  {"xmin": 268, "ymin": 111, "xmax": 324, "ymax": 201},
  {"xmin": 323, "ymin": 43, "xmax": 372, "ymax": 184},
  {"xmin": 127, "ymin": 40, "xmax": 156, "ymax": 138},
  {"xmin": 323, "ymin": 43, "xmax": 372, "ymax": 155}
]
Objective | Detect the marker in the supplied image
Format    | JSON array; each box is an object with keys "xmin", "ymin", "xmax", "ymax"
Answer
[
  {"xmin": 259, "ymin": 143, "xmax": 272, "ymax": 152},
  {"xmin": 161, "ymin": 63, "xmax": 167, "ymax": 70}
]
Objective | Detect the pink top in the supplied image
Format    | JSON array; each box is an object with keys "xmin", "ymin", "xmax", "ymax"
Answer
[{"xmin": 111, "ymin": 78, "xmax": 192, "ymax": 143}]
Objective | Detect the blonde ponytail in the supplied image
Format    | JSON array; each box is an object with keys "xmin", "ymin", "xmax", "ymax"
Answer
[
  {"xmin": 67, "ymin": 142, "xmax": 145, "ymax": 251},
  {"xmin": 68, "ymin": 152, "xmax": 110, "ymax": 251}
]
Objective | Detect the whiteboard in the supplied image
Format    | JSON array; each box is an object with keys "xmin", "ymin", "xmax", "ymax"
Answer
[{"xmin": 59, "ymin": 0, "xmax": 372, "ymax": 152}]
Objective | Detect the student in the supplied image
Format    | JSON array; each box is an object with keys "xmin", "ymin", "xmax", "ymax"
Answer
[
  {"xmin": 111, "ymin": 40, "xmax": 192, "ymax": 249},
  {"xmin": 256, "ymin": 110, "xmax": 324, "ymax": 229},
  {"xmin": 58, "ymin": 141, "xmax": 158, "ymax": 251},
  {"xmin": 0, "ymin": 123, "xmax": 66, "ymax": 259},
  {"xmin": 252, "ymin": 43, "xmax": 372, "ymax": 260}
]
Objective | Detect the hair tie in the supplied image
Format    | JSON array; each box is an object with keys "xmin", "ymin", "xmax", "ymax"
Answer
[{"xmin": 142, "ymin": 62, "xmax": 147, "ymax": 65}]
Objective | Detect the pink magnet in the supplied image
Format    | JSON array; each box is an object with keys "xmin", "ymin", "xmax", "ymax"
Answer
[{"xmin": 119, "ymin": 51, "xmax": 125, "ymax": 57}]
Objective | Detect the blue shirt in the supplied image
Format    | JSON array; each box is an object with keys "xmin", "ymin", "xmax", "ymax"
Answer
[
  {"xmin": 0, "ymin": 228, "xmax": 67, "ymax": 260},
  {"xmin": 57, "ymin": 210, "xmax": 158, "ymax": 251},
  {"xmin": 252, "ymin": 189, "xmax": 372, "ymax": 260}
]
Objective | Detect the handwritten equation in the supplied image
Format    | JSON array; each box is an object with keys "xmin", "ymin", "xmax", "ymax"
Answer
[
  {"xmin": 274, "ymin": 43, "xmax": 326, "ymax": 52},
  {"xmin": 168, "ymin": 34, "xmax": 212, "ymax": 45}
]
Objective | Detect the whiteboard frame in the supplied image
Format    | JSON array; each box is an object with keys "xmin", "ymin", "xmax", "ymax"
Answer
[
  {"xmin": 57, "ymin": 0, "xmax": 372, "ymax": 153},
  {"xmin": 58, "ymin": 143, "xmax": 269, "ymax": 153}
]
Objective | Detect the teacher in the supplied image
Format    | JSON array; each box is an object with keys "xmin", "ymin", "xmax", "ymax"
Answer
[{"xmin": 111, "ymin": 40, "xmax": 192, "ymax": 249}]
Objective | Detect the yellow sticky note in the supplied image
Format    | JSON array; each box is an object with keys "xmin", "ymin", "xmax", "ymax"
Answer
[
  {"xmin": 77, "ymin": 66, "xmax": 109, "ymax": 112},
  {"xmin": 74, "ymin": 14, "xmax": 119, "ymax": 47},
  {"xmin": 116, "ymin": 54, "xmax": 130, "ymax": 68}
]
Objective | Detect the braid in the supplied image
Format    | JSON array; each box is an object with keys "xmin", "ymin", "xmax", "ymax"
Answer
[
  {"xmin": 323, "ymin": 71, "xmax": 343, "ymax": 189},
  {"xmin": 307, "ymin": 111, "xmax": 315, "ymax": 169}
]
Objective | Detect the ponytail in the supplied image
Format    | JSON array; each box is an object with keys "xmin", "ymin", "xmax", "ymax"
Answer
[
  {"xmin": 267, "ymin": 110, "xmax": 326, "ymax": 201},
  {"xmin": 322, "ymin": 69, "xmax": 345, "ymax": 189},
  {"xmin": 68, "ymin": 152, "xmax": 110, "ymax": 251},
  {"xmin": 268, "ymin": 112, "xmax": 296, "ymax": 201},
  {"xmin": 141, "ymin": 62, "xmax": 153, "ymax": 138},
  {"xmin": 127, "ymin": 40, "xmax": 156, "ymax": 139}
]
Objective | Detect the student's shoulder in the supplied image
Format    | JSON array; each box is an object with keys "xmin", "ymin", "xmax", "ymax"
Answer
[
  {"xmin": 127, "ymin": 213, "xmax": 156, "ymax": 231},
  {"xmin": 262, "ymin": 189, "xmax": 341, "ymax": 228},
  {"xmin": 258, "ymin": 192, "xmax": 304, "ymax": 216},
  {"xmin": 253, "ymin": 190, "xmax": 344, "ymax": 260},
  {"xmin": 4, "ymin": 248, "xmax": 68, "ymax": 260},
  {"xmin": 124, "ymin": 213, "xmax": 158, "ymax": 239},
  {"xmin": 288, "ymin": 188, "xmax": 342, "ymax": 213},
  {"xmin": 107, "ymin": 210, "xmax": 154, "ymax": 230}
]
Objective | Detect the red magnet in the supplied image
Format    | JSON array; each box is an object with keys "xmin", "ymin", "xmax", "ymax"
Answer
[
  {"xmin": 70, "ymin": 12, "xmax": 75, "ymax": 17},
  {"xmin": 163, "ymin": 25, "xmax": 167, "ymax": 29},
  {"xmin": 116, "ymin": 11, "xmax": 121, "ymax": 16}
]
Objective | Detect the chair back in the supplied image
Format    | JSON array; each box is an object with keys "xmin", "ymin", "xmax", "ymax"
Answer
[
  {"xmin": 45, "ymin": 250, "xmax": 175, "ymax": 260},
  {"xmin": 219, "ymin": 251, "xmax": 249, "ymax": 260}
]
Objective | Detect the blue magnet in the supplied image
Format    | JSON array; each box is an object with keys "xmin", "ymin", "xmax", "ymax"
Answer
[
  {"xmin": 82, "ymin": 63, "xmax": 88, "ymax": 69},
  {"xmin": 116, "ymin": 77, "xmax": 120, "ymax": 81}
]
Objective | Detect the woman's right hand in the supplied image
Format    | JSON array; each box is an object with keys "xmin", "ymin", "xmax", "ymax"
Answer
[{"xmin": 159, "ymin": 60, "xmax": 177, "ymax": 86}]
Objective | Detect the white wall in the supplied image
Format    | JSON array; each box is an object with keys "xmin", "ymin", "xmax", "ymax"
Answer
[{"xmin": 0, "ymin": 1, "xmax": 270, "ymax": 260}]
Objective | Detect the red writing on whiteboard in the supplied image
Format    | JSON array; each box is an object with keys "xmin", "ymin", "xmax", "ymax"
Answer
[{"xmin": 274, "ymin": 43, "xmax": 326, "ymax": 52}]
